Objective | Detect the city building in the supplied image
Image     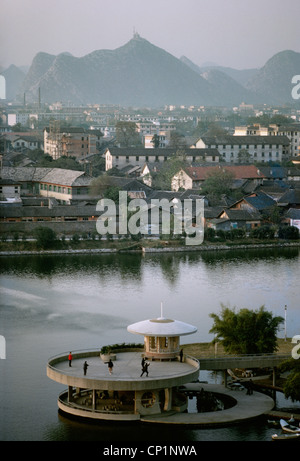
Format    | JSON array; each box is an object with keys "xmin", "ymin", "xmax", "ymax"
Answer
[
  {"xmin": 234, "ymin": 123, "xmax": 300, "ymax": 158},
  {"xmin": 105, "ymin": 147, "xmax": 220, "ymax": 171},
  {"xmin": 195, "ymin": 135, "xmax": 290, "ymax": 163},
  {"xmin": 44, "ymin": 125, "xmax": 103, "ymax": 160},
  {"xmin": 171, "ymin": 165, "xmax": 265, "ymax": 191}
]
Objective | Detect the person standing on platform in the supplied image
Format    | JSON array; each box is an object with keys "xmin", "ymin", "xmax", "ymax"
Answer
[
  {"xmin": 140, "ymin": 362, "xmax": 150, "ymax": 377},
  {"xmin": 83, "ymin": 361, "xmax": 89, "ymax": 375},
  {"xmin": 180, "ymin": 349, "xmax": 183, "ymax": 362},
  {"xmin": 68, "ymin": 352, "xmax": 73, "ymax": 367},
  {"xmin": 107, "ymin": 359, "xmax": 114, "ymax": 375}
]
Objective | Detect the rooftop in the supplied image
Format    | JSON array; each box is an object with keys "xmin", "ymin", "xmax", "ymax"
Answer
[{"xmin": 128, "ymin": 317, "xmax": 197, "ymax": 337}]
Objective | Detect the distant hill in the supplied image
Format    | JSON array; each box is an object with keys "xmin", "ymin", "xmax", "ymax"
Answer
[
  {"xmin": 20, "ymin": 36, "xmax": 218, "ymax": 107},
  {"xmin": 180, "ymin": 55, "xmax": 258, "ymax": 88},
  {"xmin": 245, "ymin": 50, "xmax": 300, "ymax": 104},
  {"xmin": 3, "ymin": 36, "xmax": 300, "ymax": 107},
  {"xmin": 1, "ymin": 64, "xmax": 26, "ymax": 100}
]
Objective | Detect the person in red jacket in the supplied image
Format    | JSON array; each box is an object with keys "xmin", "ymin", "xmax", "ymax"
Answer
[{"xmin": 68, "ymin": 352, "xmax": 73, "ymax": 367}]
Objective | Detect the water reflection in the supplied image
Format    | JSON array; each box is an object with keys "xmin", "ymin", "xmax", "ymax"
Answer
[{"xmin": 1, "ymin": 247, "xmax": 300, "ymax": 441}]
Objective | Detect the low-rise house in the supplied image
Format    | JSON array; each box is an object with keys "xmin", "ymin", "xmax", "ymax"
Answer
[
  {"xmin": 171, "ymin": 165, "xmax": 265, "ymax": 191},
  {"xmin": 0, "ymin": 204, "xmax": 99, "ymax": 224},
  {"xmin": 140, "ymin": 162, "xmax": 164, "ymax": 187},
  {"xmin": 278, "ymin": 188, "xmax": 300, "ymax": 209},
  {"xmin": 0, "ymin": 178, "xmax": 21, "ymax": 203},
  {"xmin": 1, "ymin": 167, "xmax": 93, "ymax": 203},
  {"xmin": 217, "ymin": 208, "xmax": 262, "ymax": 230},
  {"xmin": 284, "ymin": 208, "xmax": 300, "ymax": 231},
  {"xmin": 38, "ymin": 169, "xmax": 93, "ymax": 204},
  {"xmin": 105, "ymin": 147, "xmax": 220, "ymax": 171},
  {"xmin": 229, "ymin": 192, "xmax": 276, "ymax": 213},
  {"xmin": 12, "ymin": 135, "xmax": 42, "ymax": 151}
]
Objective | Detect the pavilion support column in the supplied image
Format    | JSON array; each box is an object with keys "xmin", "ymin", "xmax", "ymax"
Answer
[
  {"xmin": 224, "ymin": 370, "xmax": 228, "ymax": 388},
  {"xmin": 68, "ymin": 385, "xmax": 73, "ymax": 403},
  {"xmin": 163, "ymin": 387, "xmax": 172, "ymax": 411},
  {"xmin": 92, "ymin": 389, "xmax": 96, "ymax": 410},
  {"xmin": 272, "ymin": 367, "xmax": 276, "ymax": 387}
]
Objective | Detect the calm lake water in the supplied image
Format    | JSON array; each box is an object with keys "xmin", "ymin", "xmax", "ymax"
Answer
[{"xmin": 0, "ymin": 247, "xmax": 300, "ymax": 442}]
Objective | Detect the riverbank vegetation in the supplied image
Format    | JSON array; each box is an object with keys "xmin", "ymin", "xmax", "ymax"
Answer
[{"xmin": 0, "ymin": 225, "xmax": 299, "ymax": 252}]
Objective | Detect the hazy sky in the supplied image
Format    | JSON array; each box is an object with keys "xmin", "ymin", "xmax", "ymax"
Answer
[{"xmin": 1, "ymin": 0, "xmax": 300, "ymax": 70}]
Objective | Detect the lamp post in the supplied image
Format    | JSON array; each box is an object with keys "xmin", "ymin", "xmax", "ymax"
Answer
[{"xmin": 284, "ymin": 305, "xmax": 287, "ymax": 342}]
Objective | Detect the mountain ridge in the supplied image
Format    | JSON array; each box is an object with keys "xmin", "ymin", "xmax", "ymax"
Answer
[{"xmin": 3, "ymin": 36, "xmax": 300, "ymax": 107}]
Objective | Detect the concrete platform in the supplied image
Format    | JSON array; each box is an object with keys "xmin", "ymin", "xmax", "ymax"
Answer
[
  {"xmin": 48, "ymin": 351, "xmax": 275, "ymax": 426},
  {"xmin": 52, "ymin": 352, "xmax": 195, "ymax": 380},
  {"xmin": 47, "ymin": 350, "xmax": 200, "ymax": 391},
  {"xmin": 141, "ymin": 383, "xmax": 275, "ymax": 426}
]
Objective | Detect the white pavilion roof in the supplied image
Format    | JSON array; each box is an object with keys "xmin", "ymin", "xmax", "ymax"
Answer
[{"xmin": 127, "ymin": 316, "xmax": 197, "ymax": 338}]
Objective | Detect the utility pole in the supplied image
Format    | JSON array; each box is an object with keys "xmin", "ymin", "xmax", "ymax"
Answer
[{"xmin": 284, "ymin": 305, "xmax": 287, "ymax": 341}]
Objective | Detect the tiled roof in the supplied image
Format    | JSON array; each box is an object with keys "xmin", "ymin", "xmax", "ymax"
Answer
[
  {"xmin": 1, "ymin": 167, "xmax": 92, "ymax": 186},
  {"xmin": 184, "ymin": 165, "xmax": 265, "ymax": 180},
  {"xmin": 222, "ymin": 209, "xmax": 261, "ymax": 221},
  {"xmin": 200, "ymin": 135, "xmax": 290, "ymax": 145},
  {"xmin": 0, "ymin": 205, "xmax": 100, "ymax": 218},
  {"xmin": 106, "ymin": 148, "xmax": 220, "ymax": 157},
  {"xmin": 278, "ymin": 189, "xmax": 300, "ymax": 204}
]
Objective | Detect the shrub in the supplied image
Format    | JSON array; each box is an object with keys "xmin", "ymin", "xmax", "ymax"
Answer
[
  {"xmin": 34, "ymin": 227, "xmax": 57, "ymax": 249},
  {"xmin": 250, "ymin": 225, "xmax": 275, "ymax": 240},
  {"xmin": 278, "ymin": 225, "xmax": 299, "ymax": 240},
  {"xmin": 71, "ymin": 233, "xmax": 80, "ymax": 243}
]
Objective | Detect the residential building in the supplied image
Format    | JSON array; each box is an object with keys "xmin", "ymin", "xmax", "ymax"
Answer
[
  {"xmin": 285, "ymin": 208, "xmax": 300, "ymax": 231},
  {"xmin": 195, "ymin": 135, "xmax": 290, "ymax": 163},
  {"xmin": 171, "ymin": 165, "xmax": 265, "ymax": 191},
  {"xmin": 234, "ymin": 123, "xmax": 300, "ymax": 158},
  {"xmin": 105, "ymin": 147, "xmax": 220, "ymax": 171},
  {"xmin": 228, "ymin": 192, "xmax": 276, "ymax": 213},
  {"xmin": 1, "ymin": 167, "xmax": 93, "ymax": 204},
  {"xmin": 217, "ymin": 209, "xmax": 262, "ymax": 230},
  {"xmin": 0, "ymin": 178, "xmax": 21, "ymax": 203},
  {"xmin": 38, "ymin": 169, "xmax": 93, "ymax": 203},
  {"xmin": 12, "ymin": 135, "xmax": 42, "ymax": 151},
  {"xmin": 44, "ymin": 126, "xmax": 103, "ymax": 160},
  {"xmin": 143, "ymin": 131, "xmax": 171, "ymax": 148}
]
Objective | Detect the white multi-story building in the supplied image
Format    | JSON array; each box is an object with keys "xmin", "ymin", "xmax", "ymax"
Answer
[
  {"xmin": 195, "ymin": 135, "xmax": 290, "ymax": 163},
  {"xmin": 105, "ymin": 147, "xmax": 220, "ymax": 171},
  {"xmin": 234, "ymin": 123, "xmax": 300, "ymax": 158}
]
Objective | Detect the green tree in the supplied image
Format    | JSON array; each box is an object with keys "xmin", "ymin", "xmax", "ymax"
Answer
[
  {"xmin": 237, "ymin": 148, "xmax": 251, "ymax": 164},
  {"xmin": 278, "ymin": 226, "xmax": 299, "ymax": 240},
  {"xmin": 151, "ymin": 134, "xmax": 160, "ymax": 148},
  {"xmin": 153, "ymin": 153, "xmax": 187, "ymax": 190},
  {"xmin": 201, "ymin": 169, "xmax": 234, "ymax": 203},
  {"xmin": 209, "ymin": 305, "xmax": 283, "ymax": 355},
  {"xmin": 279, "ymin": 358, "xmax": 300, "ymax": 402},
  {"xmin": 34, "ymin": 227, "xmax": 57, "ymax": 249},
  {"xmin": 115, "ymin": 121, "xmax": 141, "ymax": 147},
  {"xmin": 169, "ymin": 131, "xmax": 187, "ymax": 149}
]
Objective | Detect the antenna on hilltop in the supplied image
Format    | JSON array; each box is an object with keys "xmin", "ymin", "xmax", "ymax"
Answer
[{"xmin": 133, "ymin": 27, "xmax": 140, "ymax": 39}]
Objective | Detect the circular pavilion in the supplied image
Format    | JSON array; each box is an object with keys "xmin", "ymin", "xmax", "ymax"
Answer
[
  {"xmin": 47, "ymin": 312, "xmax": 199, "ymax": 421},
  {"xmin": 127, "ymin": 311, "xmax": 197, "ymax": 360}
]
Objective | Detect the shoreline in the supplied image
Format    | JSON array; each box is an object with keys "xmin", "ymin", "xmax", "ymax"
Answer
[{"xmin": 0, "ymin": 241, "xmax": 299, "ymax": 256}]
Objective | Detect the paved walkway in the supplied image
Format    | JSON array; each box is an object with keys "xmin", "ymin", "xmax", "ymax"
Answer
[
  {"xmin": 51, "ymin": 352, "xmax": 197, "ymax": 382},
  {"xmin": 141, "ymin": 383, "xmax": 275, "ymax": 426}
]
